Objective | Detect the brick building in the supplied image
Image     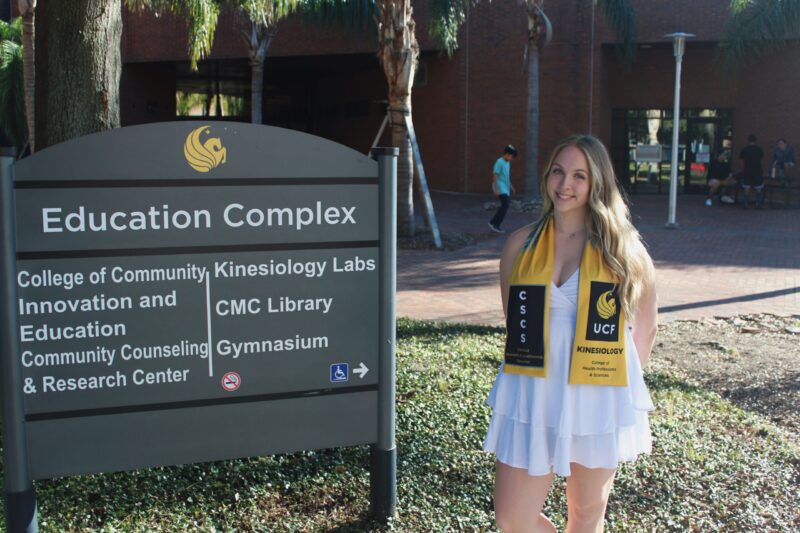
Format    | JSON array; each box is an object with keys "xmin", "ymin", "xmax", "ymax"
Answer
[{"xmin": 10, "ymin": 1, "xmax": 800, "ymax": 195}]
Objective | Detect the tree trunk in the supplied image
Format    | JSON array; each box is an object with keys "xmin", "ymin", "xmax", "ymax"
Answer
[
  {"xmin": 524, "ymin": 44, "xmax": 541, "ymax": 201},
  {"xmin": 524, "ymin": 1, "xmax": 550, "ymax": 202},
  {"xmin": 247, "ymin": 25, "xmax": 272, "ymax": 125},
  {"xmin": 19, "ymin": 0, "xmax": 35, "ymax": 152},
  {"xmin": 377, "ymin": 0, "xmax": 419, "ymax": 238},
  {"xmin": 35, "ymin": 0, "xmax": 121, "ymax": 149},
  {"xmin": 251, "ymin": 61, "xmax": 263, "ymax": 124},
  {"xmin": 390, "ymin": 99, "xmax": 414, "ymax": 237}
]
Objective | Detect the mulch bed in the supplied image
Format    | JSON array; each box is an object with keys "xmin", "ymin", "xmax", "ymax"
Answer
[{"xmin": 650, "ymin": 313, "xmax": 800, "ymax": 440}]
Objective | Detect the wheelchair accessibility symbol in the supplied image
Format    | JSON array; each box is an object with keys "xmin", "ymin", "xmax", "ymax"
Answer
[{"xmin": 330, "ymin": 363, "xmax": 349, "ymax": 383}]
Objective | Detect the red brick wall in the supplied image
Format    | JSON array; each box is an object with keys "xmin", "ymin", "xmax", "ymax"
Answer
[
  {"xmin": 732, "ymin": 42, "xmax": 800, "ymax": 170},
  {"xmin": 117, "ymin": 0, "xmax": 800, "ymax": 194},
  {"xmin": 459, "ymin": 0, "xmax": 596, "ymax": 194},
  {"xmin": 596, "ymin": 0, "xmax": 730, "ymax": 44},
  {"xmin": 122, "ymin": 4, "xmax": 443, "ymax": 63}
]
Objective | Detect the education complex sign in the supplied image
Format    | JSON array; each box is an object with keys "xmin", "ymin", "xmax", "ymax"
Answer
[{"xmin": 0, "ymin": 123, "xmax": 398, "ymax": 532}]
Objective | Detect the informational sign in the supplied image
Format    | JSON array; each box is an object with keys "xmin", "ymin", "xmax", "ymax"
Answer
[
  {"xmin": 8, "ymin": 122, "xmax": 394, "ymax": 480},
  {"xmin": 634, "ymin": 144, "xmax": 663, "ymax": 163}
]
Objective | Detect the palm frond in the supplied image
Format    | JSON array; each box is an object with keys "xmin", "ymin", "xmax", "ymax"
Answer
[
  {"xmin": 300, "ymin": 0, "xmax": 375, "ymax": 36},
  {"xmin": 428, "ymin": 0, "xmax": 468, "ymax": 56},
  {"xmin": 596, "ymin": 0, "xmax": 638, "ymax": 63},
  {"xmin": 238, "ymin": 0, "xmax": 300, "ymax": 27},
  {"xmin": 0, "ymin": 17, "xmax": 23, "ymax": 44},
  {"xmin": 721, "ymin": 0, "xmax": 800, "ymax": 72},
  {"xmin": 0, "ymin": 40, "xmax": 27, "ymax": 149},
  {"xmin": 126, "ymin": 0, "xmax": 222, "ymax": 70}
]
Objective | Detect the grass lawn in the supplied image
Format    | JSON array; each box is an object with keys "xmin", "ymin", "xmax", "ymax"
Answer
[{"xmin": 3, "ymin": 319, "xmax": 799, "ymax": 531}]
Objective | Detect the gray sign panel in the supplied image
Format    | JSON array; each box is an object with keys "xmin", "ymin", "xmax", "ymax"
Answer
[{"xmin": 10, "ymin": 122, "xmax": 385, "ymax": 479}]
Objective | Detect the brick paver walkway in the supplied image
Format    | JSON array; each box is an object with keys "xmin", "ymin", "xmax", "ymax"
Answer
[{"xmin": 398, "ymin": 192, "xmax": 800, "ymax": 326}]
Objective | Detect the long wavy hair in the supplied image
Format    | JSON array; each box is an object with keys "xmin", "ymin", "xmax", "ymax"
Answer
[{"xmin": 536, "ymin": 134, "xmax": 653, "ymax": 319}]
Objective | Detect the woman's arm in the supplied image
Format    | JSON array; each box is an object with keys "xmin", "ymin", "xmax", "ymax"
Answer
[
  {"xmin": 500, "ymin": 224, "xmax": 532, "ymax": 319},
  {"xmin": 631, "ymin": 254, "xmax": 658, "ymax": 368}
]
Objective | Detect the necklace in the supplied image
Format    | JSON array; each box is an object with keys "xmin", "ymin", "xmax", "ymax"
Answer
[{"xmin": 555, "ymin": 226, "xmax": 586, "ymax": 239}]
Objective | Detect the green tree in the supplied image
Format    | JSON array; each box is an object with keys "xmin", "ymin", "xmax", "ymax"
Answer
[
  {"xmin": 307, "ymin": 0, "xmax": 463, "ymax": 237},
  {"xmin": 135, "ymin": 0, "xmax": 463, "ymax": 237},
  {"xmin": 0, "ymin": 17, "xmax": 26, "ymax": 151},
  {"xmin": 720, "ymin": 0, "xmax": 800, "ymax": 71},
  {"xmin": 127, "ymin": 0, "xmax": 299, "ymax": 124},
  {"xmin": 522, "ymin": 0, "xmax": 637, "ymax": 201}
]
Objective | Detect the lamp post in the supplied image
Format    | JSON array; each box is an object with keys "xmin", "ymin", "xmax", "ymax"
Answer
[{"xmin": 664, "ymin": 32, "xmax": 694, "ymax": 229}]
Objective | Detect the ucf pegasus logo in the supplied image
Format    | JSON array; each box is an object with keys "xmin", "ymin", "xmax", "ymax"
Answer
[
  {"xmin": 586, "ymin": 282, "xmax": 621, "ymax": 342},
  {"xmin": 596, "ymin": 290, "xmax": 617, "ymax": 320},
  {"xmin": 184, "ymin": 125, "xmax": 227, "ymax": 172}
]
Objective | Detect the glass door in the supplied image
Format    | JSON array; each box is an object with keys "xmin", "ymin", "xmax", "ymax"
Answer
[{"xmin": 684, "ymin": 119, "xmax": 722, "ymax": 193}]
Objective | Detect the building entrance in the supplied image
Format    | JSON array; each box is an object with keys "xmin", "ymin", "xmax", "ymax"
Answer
[
  {"xmin": 685, "ymin": 118, "xmax": 730, "ymax": 193},
  {"xmin": 612, "ymin": 108, "xmax": 733, "ymax": 195}
]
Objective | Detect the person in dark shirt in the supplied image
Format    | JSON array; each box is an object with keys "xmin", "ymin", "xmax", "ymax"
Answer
[
  {"xmin": 739, "ymin": 134, "xmax": 764, "ymax": 208},
  {"xmin": 705, "ymin": 150, "xmax": 736, "ymax": 206}
]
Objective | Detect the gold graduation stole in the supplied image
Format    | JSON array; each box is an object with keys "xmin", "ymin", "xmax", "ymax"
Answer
[{"xmin": 503, "ymin": 217, "xmax": 628, "ymax": 386}]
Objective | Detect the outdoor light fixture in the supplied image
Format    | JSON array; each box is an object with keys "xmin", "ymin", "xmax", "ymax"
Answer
[{"xmin": 664, "ymin": 32, "xmax": 695, "ymax": 229}]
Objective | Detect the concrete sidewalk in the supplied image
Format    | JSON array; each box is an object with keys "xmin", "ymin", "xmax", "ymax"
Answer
[{"xmin": 397, "ymin": 192, "xmax": 800, "ymax": 326}]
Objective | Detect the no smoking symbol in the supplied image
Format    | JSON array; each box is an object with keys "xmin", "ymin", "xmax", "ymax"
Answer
[{"xmin": 221, "ymin": 372, "xmax": 241, "ymax": 392}]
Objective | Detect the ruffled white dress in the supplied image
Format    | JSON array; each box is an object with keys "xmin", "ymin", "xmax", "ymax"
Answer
[{"xmin": 483, "ymin": 270, "xmax": 655, "ymax": 477}]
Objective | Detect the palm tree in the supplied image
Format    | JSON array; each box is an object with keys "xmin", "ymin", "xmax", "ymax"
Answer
[
  {"xmin": 133, "ymin": 0, "xmax": 463, "ymax": 236},
  {"xmin": 308, "ymin": 0, "xmax": 463, "ymax": 237},
  {"xmin": 523, "ymin": 0, "xmax": 637, "ymax": 201},
  {"xmin": 127, "ymin": 1, "xmax": 299, "ymax": 124},
  {"xmin": 238, "ymin": 1, "xmax": 298, "ymax": 124},
  {"xmin": 0, "ymin": 17, "xmax": 26, "ymax": 151},
  {"xmin": 377, "ymin": 0, "xmax": 422, "ymax": 237},
  {"xmin": 720, "ymin": 0, "xmax": 800, "ymax": 71},
  {"xmin": 523, "ymin": 1, "xmax": 551, "ymax": 202}
]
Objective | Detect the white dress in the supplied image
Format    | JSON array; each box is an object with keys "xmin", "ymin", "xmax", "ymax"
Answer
[{"xmin": 482, "ymin": 270, "xmax": 655, "ymax": 477}]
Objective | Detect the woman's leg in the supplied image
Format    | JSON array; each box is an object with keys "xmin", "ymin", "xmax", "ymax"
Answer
[
  {"xmin": 565, "ymin": 463, "xmax": 616, "ymax": 533},
  {"xmin": 494, "ymin": 461, "xmax": 556, "ymax": 533}
]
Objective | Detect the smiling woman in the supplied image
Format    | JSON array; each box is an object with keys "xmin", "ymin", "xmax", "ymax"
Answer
[{"xmin": 483, "ymin": 134, "xmax": 658, "ymax": 533}]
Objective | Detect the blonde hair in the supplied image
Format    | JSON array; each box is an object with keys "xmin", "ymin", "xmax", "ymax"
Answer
[{"xmin": 539, "ymin": 134, "xmax": 653, "ymax": 319}]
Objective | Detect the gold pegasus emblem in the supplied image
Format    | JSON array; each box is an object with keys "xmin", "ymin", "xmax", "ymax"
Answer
[
  {"xmin": 184, "ymin": 125, "xmax": 227, "ymax": 173},
  {"xmin": 596, "ymin": 290, "xmax": 617, "ymax": 320}
]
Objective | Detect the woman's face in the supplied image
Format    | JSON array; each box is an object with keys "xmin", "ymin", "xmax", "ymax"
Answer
[{"xmin": 547, "ymin": 145, "xmax": 591, "ymax": 216}]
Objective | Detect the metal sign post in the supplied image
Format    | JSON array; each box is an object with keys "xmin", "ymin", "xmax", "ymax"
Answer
[
  {"xmin": 1, "ymin": 148, "xmax": 38, "ymax": 533},
  {"xmin": 371, "ymin": 147, "xmax": 398, "ymax": 520}
]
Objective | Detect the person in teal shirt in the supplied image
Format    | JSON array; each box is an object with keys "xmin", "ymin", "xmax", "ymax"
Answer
[{"xmin": 489, "ymin": 145, "xmax": 518, "ymax": 232}]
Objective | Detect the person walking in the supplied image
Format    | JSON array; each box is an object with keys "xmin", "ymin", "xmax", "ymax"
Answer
[
  {"xmin": 483, "ymin": 134, "xmax": 657, "ymax": 532},
  {"xmin": 489, "ymin": 145, "xmax": 518, "ymax": 233}
]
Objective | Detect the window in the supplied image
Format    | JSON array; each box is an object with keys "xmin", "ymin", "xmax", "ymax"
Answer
[{"xmin": 175, "ymin": 60, "xmax": 249, "ymax": 120}]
